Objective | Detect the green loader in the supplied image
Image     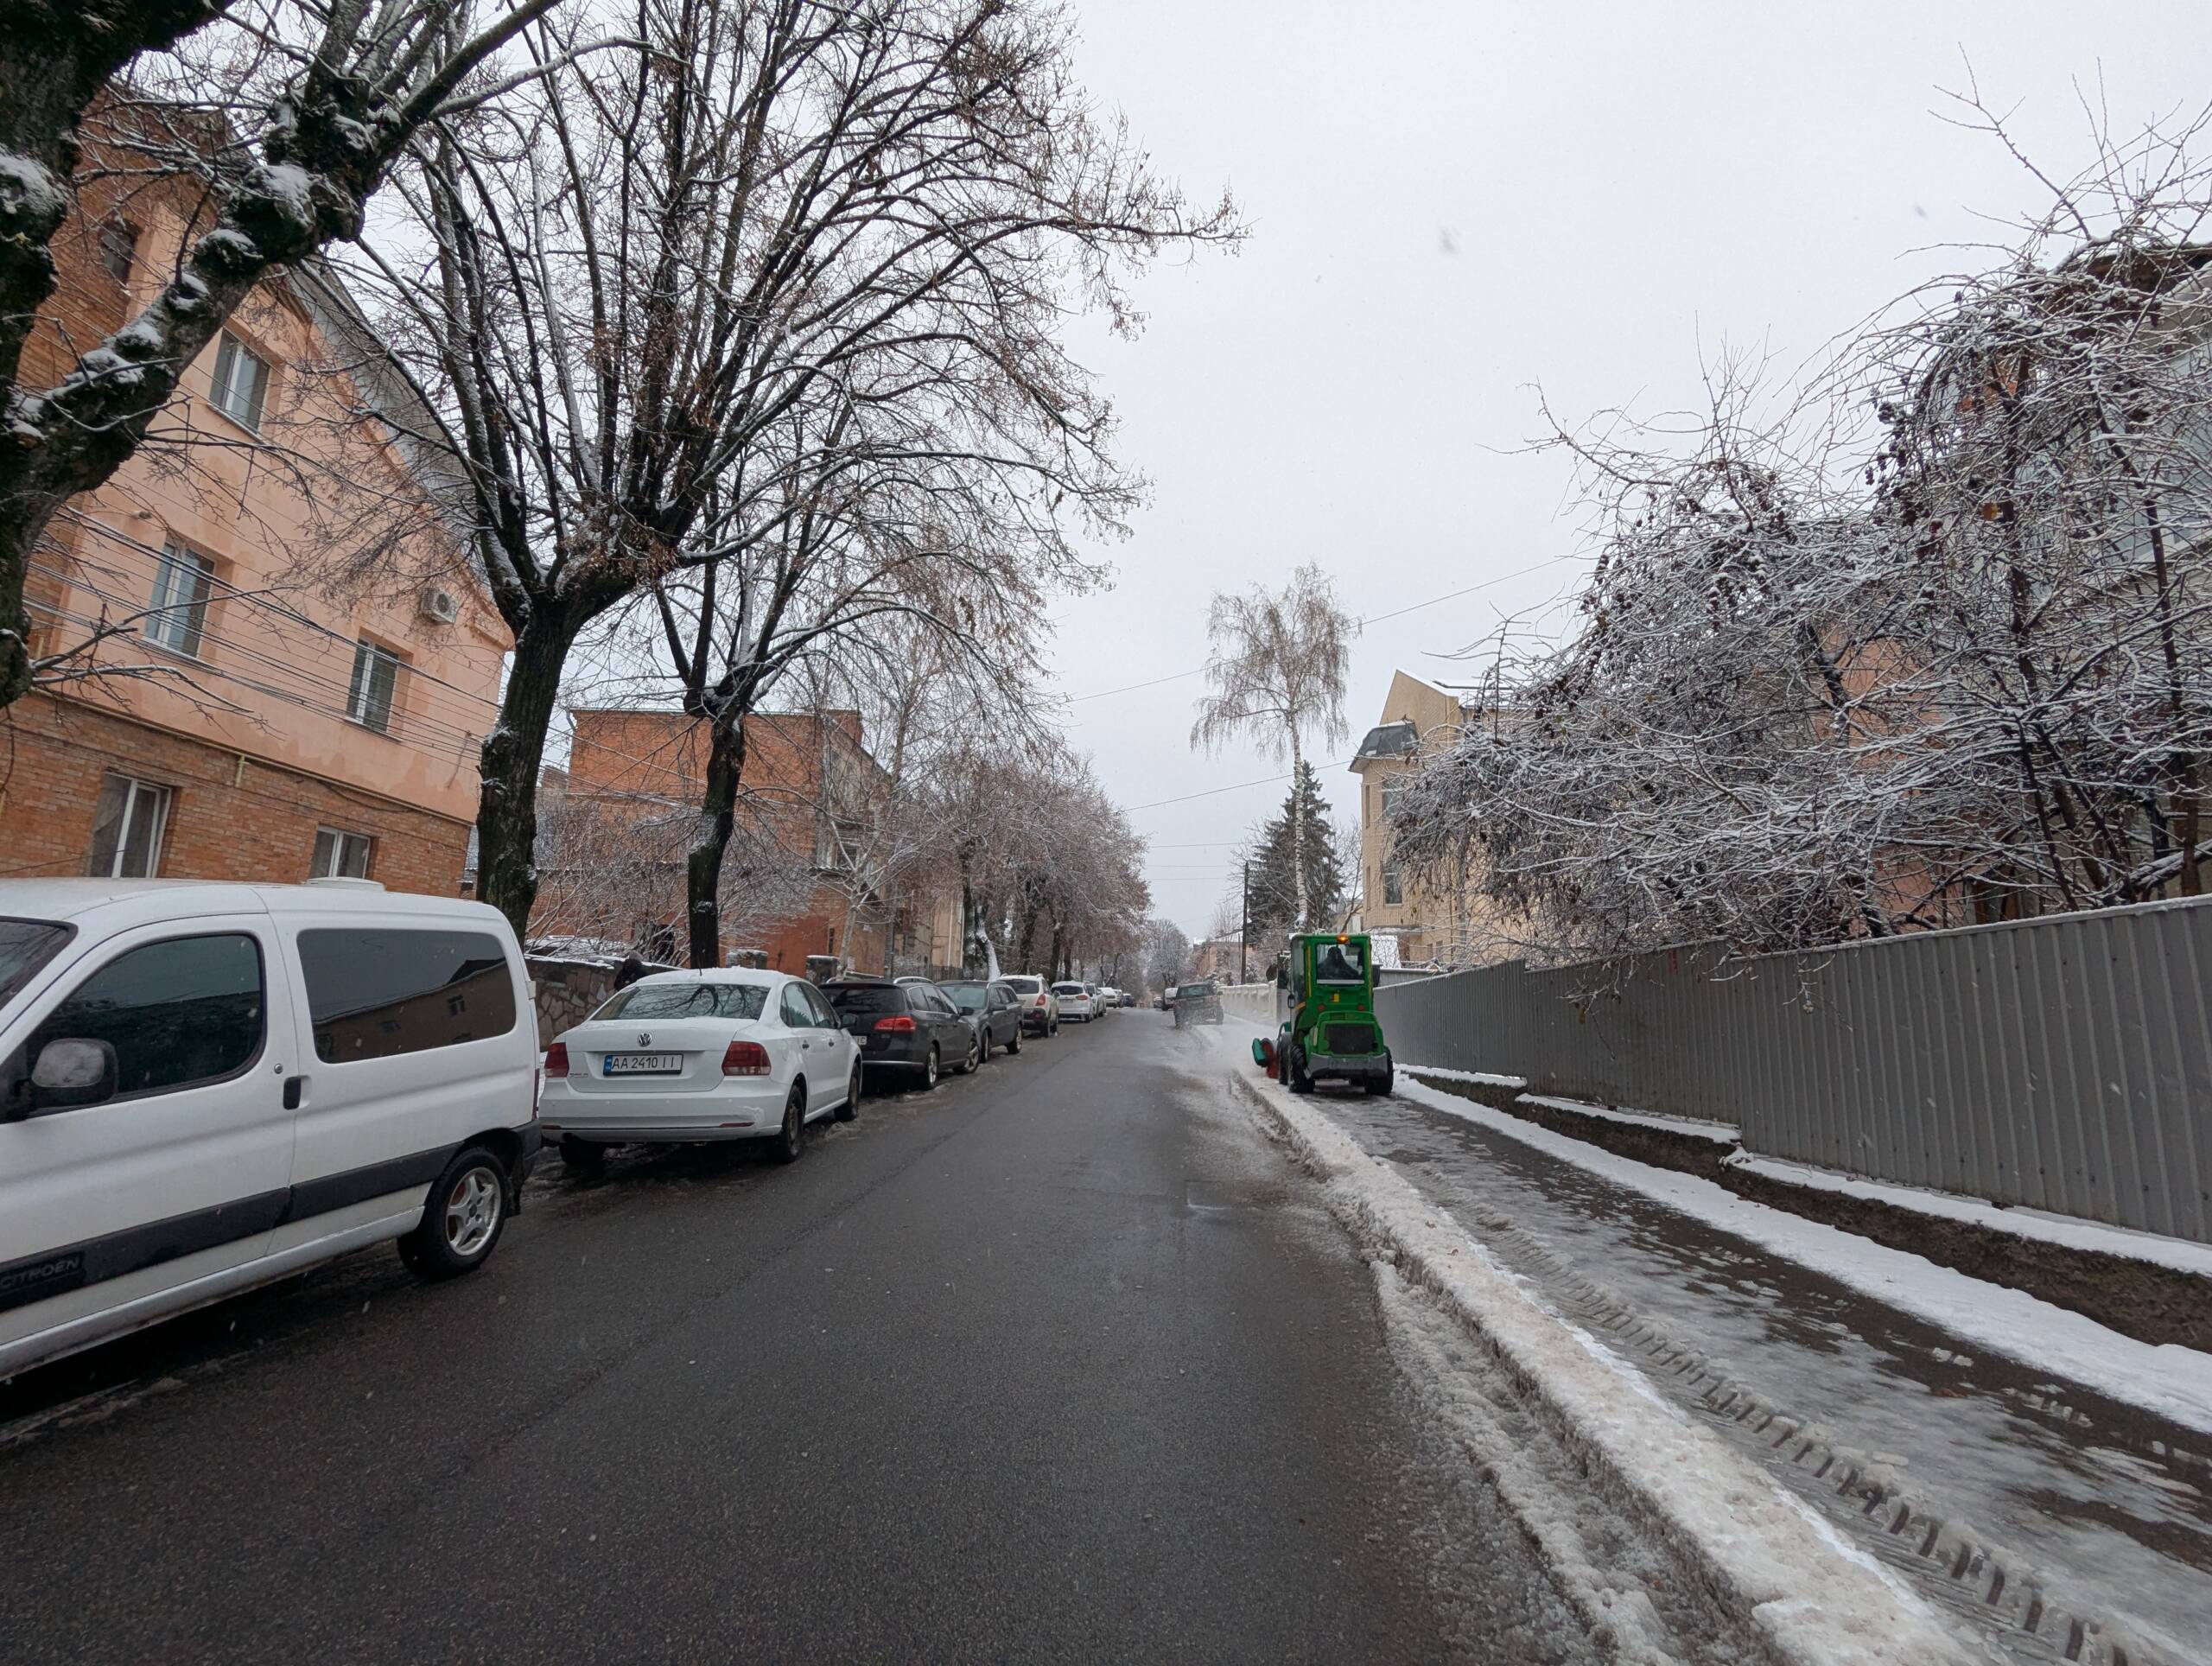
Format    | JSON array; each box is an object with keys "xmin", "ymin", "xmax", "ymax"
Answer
[{"xmin": 1252, "ymin": 932, "xmax": 1395, "ymax": 1096}]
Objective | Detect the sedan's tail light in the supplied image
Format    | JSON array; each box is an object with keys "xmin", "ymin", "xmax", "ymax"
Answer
[
  {"xmin": 873, "ymin": 1014, "xmax": 917, "ymax": 1033},
  {"xmin": 544, "ymin": 1041, "xmax": 570, "ymax": 1078},
  {"xmin": 722, "ymin": 1040, "xmax": 771, "ymax": 1076}
]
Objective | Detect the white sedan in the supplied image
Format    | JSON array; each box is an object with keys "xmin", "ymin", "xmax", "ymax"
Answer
[
  {"xmin": 539, "ymin": 970, "xmax": 859, "ymax": 1167},
  {"xmin": 1052, "ymin": 980, "xmax": 1098, "ymax": 1021}
]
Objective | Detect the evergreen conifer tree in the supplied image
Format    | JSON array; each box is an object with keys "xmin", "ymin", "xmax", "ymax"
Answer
[{"xmin": 1246, "ymin": 764, "xmax": 1344, "ymax": 936}]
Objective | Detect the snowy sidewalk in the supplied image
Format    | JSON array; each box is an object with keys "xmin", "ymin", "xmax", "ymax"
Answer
[{"xmin": 1210, "ymin": 1025, "xmax": 2212, "ymax": 1666}]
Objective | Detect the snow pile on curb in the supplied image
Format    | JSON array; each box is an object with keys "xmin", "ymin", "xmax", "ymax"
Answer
[
  {"xmin": 1723, "ymin": 1149, "xmax": 2212, "ymax": 1279},
  {"xmin": 1516, "ymin": 1090, "xmax": 1741, "ymax": 1145},
  {"xmin": 1394, "ymin": 1074, "xmax": 2212, "ymax": 1433},
  {"xmin": 1243, "ymin": 1076, "xmax": 1986, "ymax": 1666}
]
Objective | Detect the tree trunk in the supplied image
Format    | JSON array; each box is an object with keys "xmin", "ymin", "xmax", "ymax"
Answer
[
  {"xmin": 475, "ymin": 609, "xmax": 582, "ymax": 944},
  {"xmin": 1287, "ymin": 726, "xmax": 1310, "ymax": 932},
  {"xmin": 1014, "ymin": 882, "xmax": 1044, "ymax": 972},
  {"xmin": 685, "ymin": 713, "xmax": 749, "ymax": 970}
]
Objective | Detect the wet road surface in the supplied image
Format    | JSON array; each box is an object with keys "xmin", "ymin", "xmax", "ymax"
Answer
[{"xmin": 0, "ymin": 1014, "xmax": 1606, "ymax": 1664}]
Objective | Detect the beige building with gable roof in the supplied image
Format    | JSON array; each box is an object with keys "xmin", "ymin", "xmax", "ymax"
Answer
[{"xmin": 1347, "ymin": 670, "xmax": 1522, "ymax": 968}]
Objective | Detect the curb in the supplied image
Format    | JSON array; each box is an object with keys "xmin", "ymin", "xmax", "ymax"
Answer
[{"xmin": 1230, "ymin": 1071, "xmax": 1987, "ymax": 1666}]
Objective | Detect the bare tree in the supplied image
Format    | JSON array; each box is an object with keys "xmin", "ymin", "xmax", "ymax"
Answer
[
  {"xmin": 634, "ymin": 381, "xmax": 1081, "ymax": 966},
  {"xmin": 1190, "ymin": 563, "xmax": 1357, "ymax": 932},
  {"xmin": 351, "ymin": 0, "xmax": 1236, "ymax": 941},
  {"xmin": 1140, "ymin": 917, "xmax": 1190, "ymax": 995},
  {"xmin": 0, "ymin": 0, "xmax": 561, "ymax": 707}
]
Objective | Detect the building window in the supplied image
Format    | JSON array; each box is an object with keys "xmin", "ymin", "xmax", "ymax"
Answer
[
  {"xmin": 144, "ymin": 543, "xmax": 215, "ymax": 658},
  {"xmin": 209, "ymin": 332, "xmax": 270, "ymax": 431},
  {"xmin": 347, "ymin": 639, "xmax": 402, "ymax": 734},
  {"xmin": 1380, "ymin": 779, "xmax": 1402, "ymax": 821},
  {"xmin": 311, "ymin": 827, "xmax": 373, "ymax": 880},
  {"xmin": 99, "ymin": 219, "xmax": 137, "ymax": 284},
  {"xmin": 87, "ymin": 774, "xmax": 171, "ymax": 878},
  {"xmin": 1382, "ymin": 862, "xmax": 1403, "ymax": 906}
]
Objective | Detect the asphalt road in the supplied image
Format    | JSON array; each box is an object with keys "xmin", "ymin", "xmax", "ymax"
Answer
[{"xmin": 0, "ymin": 1012, "xmax": 1597, "ymax": 1664}]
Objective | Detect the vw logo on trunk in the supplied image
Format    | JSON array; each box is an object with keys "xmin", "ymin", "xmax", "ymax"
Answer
[{"xmin": 638, "ymin": 1032, "xmax": 652, "ymax": 1047}]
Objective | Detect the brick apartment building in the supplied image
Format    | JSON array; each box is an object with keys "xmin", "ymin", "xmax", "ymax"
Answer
[
  {"xmin": 531, "ymin": 707, "xmax": 962, "ymax": 975},
  {"xmin": 3, "ymin": 143, "xmax": 508, "ymax": 893}
]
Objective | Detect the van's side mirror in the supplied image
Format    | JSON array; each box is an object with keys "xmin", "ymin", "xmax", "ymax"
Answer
[{"xmin": 29, "ymin": 1038, "xmax": 118, "ymax": 1113}]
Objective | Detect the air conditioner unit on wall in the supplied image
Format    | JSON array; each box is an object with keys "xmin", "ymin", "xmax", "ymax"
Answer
[{"xmin": 418, "ymin": 587, "xmax": 460, "ymax": 626}]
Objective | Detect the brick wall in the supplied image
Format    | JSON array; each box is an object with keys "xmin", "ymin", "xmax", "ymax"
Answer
[{"xmin": 1, "ymin": 695, "xmax": 468, "ymax": 893}]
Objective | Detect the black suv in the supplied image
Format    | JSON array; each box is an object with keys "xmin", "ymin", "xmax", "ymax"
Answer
[
  {"xmin": 1173, "ymin": 978, "xmax": 1224, "ymax": 1027},
  {"xmin": 823, "ymin": 978, "xmax": 980, "ymax": 1089}
]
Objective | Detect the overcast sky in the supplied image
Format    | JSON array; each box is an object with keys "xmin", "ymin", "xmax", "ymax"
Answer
[{"xmin": 1040, "ymin": 1, "xmax": 2212, "ymax": 938}]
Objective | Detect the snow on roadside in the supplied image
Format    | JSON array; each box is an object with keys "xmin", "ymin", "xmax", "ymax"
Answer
[
  {"xmin": 1516, "ymin": 1091, "xmax": 1741, "ymax": 1145},
  {"xmin": 1390, "ymin": 1065, "xmax": 1530, "ymax": 1090},
  {"xmin": 1724, "ymin": 1151, "xmax": 2212, "ymax": 1278},
  {"xmin": 1240, "ymin": 1074, "xmax": 1984, "ymax": 1666},
  {"xmin": 1393, "ymin": 1073, "xmax": 2212, "ymax": 1434}
]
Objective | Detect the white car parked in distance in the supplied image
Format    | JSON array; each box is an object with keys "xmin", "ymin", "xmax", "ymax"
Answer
[
  {"xmin": 539, "ymin": 969, "xmax": 859, "ymax": 1167},
  {"xmin": 1096, "ymin": 985, "xmax": 1121, "ymax": 1013},
  {"xmin": 1002, "ymin": 974, "xmax": 1059, "ymax": 1036},
  {"xmin": 1052, "ymin": 980, "xmax": 1098, "ymax": 1021},
  {"xmin": 0, "ymin": 879, "xmax": 541, "ymax": 1380}
]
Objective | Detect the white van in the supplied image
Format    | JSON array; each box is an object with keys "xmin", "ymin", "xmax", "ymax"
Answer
[{"xmin": 0, "ymin": 879, "xmax": 541, "ymax": 1379}]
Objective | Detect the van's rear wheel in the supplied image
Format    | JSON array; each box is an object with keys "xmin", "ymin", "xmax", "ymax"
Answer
[{"xmin": 400, "ymin": 1146, "xmax": 509, "ymax": 1280}]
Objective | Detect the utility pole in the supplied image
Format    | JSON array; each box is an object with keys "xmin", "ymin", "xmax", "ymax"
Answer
[{"xmin": 1238, "ymin": 860, "xmax": 1249, "ymax": 985}]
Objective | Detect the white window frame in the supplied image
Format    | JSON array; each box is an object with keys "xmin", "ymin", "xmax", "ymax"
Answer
[
  {"xmin": 87, "ymin": 774, "xmax": 172, "ymax": 879},
  {"xmin": 346, "ymin": 639, "xmax": 403, "ymax": 734},
  {"xmin": 209, "ymin": 331, "xmax": 270, "ymax": 432},
  {"xmin": 144, "ymin": 542, "xmax": 215, "ymax": 658},
  {"xmin": 1382, "ymin": 862, "xmax": 1404, "ymax": 906},
  {"xmin": 311, "ymin": 826, "xmax": 373, "ymax": 880}
]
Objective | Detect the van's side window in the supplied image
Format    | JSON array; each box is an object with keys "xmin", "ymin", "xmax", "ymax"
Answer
[
  {"xmin": 297, "ymin": 929, "xmax": 517, "ymax": 1064},
  {"xmin": 28, "ymin": 934, "xmax": 264, "ymax": 1103}
]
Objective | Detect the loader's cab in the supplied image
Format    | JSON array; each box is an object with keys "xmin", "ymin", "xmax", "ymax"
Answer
[{"xmin": 1266, "ymin": 932, "xmax": 1394, "ymax": 1096}]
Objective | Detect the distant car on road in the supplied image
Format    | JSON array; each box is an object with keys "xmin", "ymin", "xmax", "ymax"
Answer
[
  {"xmin": 1096, "ymin": 984, "xmax": 1121, "ymax": 1014},
  {"xmin": 1053, "ymin": 980, "xmax": 1099, "ymax": 1021},
  {"xmin": 824, "ymin": 976, "xmax": 980, "ymax": 1087},
  {"xmin": 943, "ymin": 979, "xmax": 1024, "ymax": 1059},
  {"xmin": 1002, "ymin": 974, "xmax": 1059, "ymax": 1036},
  {"xmin": 1120, "ymin": 989, "xmax": 1137, "ymax": 1008},
  {"xmin": 1158, "ymin": 985, "xmax": 1176, "ymax": 1011},
  {"xmin": 543, "ymin": 969, "xmax": 859, "ymax": 1167},
  {"xmin": 1173, "ymin": 978, "xmax": 1224, "ymax": 1027}
]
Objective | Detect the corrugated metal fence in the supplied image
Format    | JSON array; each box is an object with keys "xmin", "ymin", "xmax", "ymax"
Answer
[{"xmin": 1375, "ymin": 897, "xmax": 2212, "ymax": 1243}]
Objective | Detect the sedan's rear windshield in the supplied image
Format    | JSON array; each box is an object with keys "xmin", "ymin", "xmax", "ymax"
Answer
[
  {"xmin": 594, "ymin": 982, "xmax": 766, "ymax": 1021},
  {"xmin": 0, "ymin": 919, "xmax": 74, "ymax": 1008},
  {"xmin": 1052, "ymin": 982, "xmax": 1086, "ymax": 995},
  {"xmin": 1004, "ymin": 976, "xmax": 1042, "ymax": 993},
  {"xmin": 826, "ymin": 984, "xmax": 906, "ymax": 1014},
  {"xmin": 943, "ymin": 982, "xmax": 988, "ymax": 1011}
]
